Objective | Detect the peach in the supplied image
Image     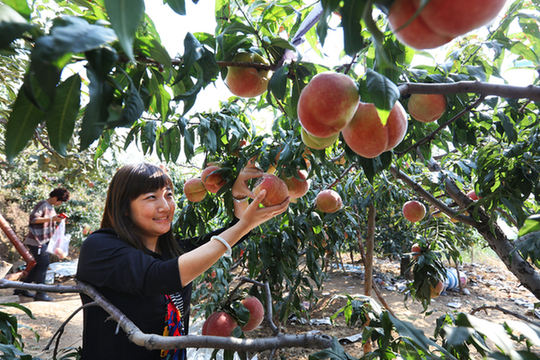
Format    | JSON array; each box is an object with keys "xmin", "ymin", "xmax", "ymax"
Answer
[
  {"xmin": 298, "ymin": 72, "xmax": 359, "ymax": 138},
  {"xmin": 389, "ymin": 0, "xmax": 507, "ymax": 50},
  {"xmin": 183, "ymin": 178, "xmax": 207, "ymax": 202},
  {"xmin": 411, "ymin": 243, "xmax": 421, "ymax": 260},
  {"xmin": 253, "ymin": 174, "xmax": 289, "ymax": 207},
  {"xmin": 407, "ymin": 94, "xmax": 447, "ymax": 123},
  {"xmin": 388, "ymin": 0, "xmax": 453, "ymax": 50},
  {"xmin": 241, "ymin": 296, "xmax": 265, "ymax": 332},
  {"xmin": 316, "ymin": 189, "xmax": 342, "ymax": 213},
  {"xmin": 201, "ymin": 165, "xmax": 226, "ymax": 194},
  {"xmin": 282, "ymin": 170, "xmax": 310, "ymax": 199},
  {"xmin": 415, "ymin": 0, "xmax": 507, "ymax": 38},
  {"xmin": 402, "ymin": 200, "xmax": 426, "ymax": 222},
  {"xmin": 225, "ymin": 52, "xmax": 270, "ymax": 98},
  {"xmin": 342, "ymin": 101, "xmax": 408, "ymax": 159},
  {"xmin": 301, "ymin": 128, "xmax": 339, "ymax": 150},
  {"xmin": 467, "ymin": 190, "xmax": 479, "ymax": 201},
  {"xmin": 201, "ymin": 311, "xmax": 238, "ymax": 337},
  {"xmin": 430, "ymin": 280, "xmax": 444, "ymax": 298}
]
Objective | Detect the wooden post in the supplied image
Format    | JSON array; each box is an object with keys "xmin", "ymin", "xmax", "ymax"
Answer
[{"xmin": 0, "ymin": 212, "xmax": 36, "ymax": 278}]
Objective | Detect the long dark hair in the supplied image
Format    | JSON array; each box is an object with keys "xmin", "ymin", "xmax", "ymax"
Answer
[{"xmin": 101, "ymin": 163, "xmax": 182, "ymax": 257}]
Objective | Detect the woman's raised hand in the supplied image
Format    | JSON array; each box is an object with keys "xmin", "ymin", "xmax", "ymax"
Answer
[
  {"xmin": 237, "ymin": 189, "xmax": 290, "ymax": 231},
  {"xmin": 231, "ymin": 156, "xmax": 263, "ymax": 200}
]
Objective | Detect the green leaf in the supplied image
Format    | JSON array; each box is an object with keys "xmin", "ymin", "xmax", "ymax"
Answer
[
  {"xmin": 80, "ymin": 47, "xmax": 118, "ymax": 150},
  {"xmin": 103, "ymin": 76, "xmax": 145, "ymax": 128},
  {"xmin": 29, "ymin": 17, "xmax": 116, "ymax": 102},
  {"xmin": 46, "ymin": 74, "xmax": 81, "ymax": 156},
  {"xmin": 456, "ymin": 313, "xmax": 516, "ymax": 355},
  {"xmin": 39, "ymin": 17, "xmax": 117, "ymax": 57},
  {"xmin": 4, "ymin": 88, "xmax": 46, "ymax": 162},
  {"xmin": 0, "ymin": 3, "xmax": 33, "ymax": 50},
  {"xmin": 173, "ymin": 62, "xmax": 204, "ymax": 108},
  {"xmin": 134, "ymin": 37, "xmax": 172, "ymax": 68},
  {"xmin": 363, "ymin": 69, "xmax": 400, "ymax": 126},
  {"xmin": 317, "ymin": 0, "xmax": 340, "ymax": 47},
  {"xmin": 518, "ymin": 215, "xmax": 540, "ymax": 237},
  {"xmin": 168, "ymin": 127, "xmax": 181, "ymax": 163},
  {"xmin": 340, "ymin": 0, "xmax": 366, "ymax": 56},
  {"xmin": 269, "ymin": 65, "xmax": 288, "ymax": 101},
  {"xmin": 103, "ymin": 0, "xmax": 145, "ymax": 62},
  {"xmin": 2, "ymin": 0, "xmax": 31, "ymax": 19},
  {"xmin": 165, "ymin": 0, "xmax": 186, "ymax": 15},
  {"xmin": 389, "ymin": 313, "xmax": 455, "ymax": 359},
  {"xmin": 182, "ymin": 32, "xmax": 204, "ymax": 76}
]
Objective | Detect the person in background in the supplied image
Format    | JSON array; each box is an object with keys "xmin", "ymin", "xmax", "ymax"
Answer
[
  {"xmin": 76, "ymin": 162, "xmax": 289, "ymax": 360},
  {"xmin": 14, "ymin": 188, "xmax": 70, "ymax": 301}
]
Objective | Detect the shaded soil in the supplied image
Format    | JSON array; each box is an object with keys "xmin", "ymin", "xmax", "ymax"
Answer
[{"xmin": 1, "ymin": 255, "xmax": 539, "ymax": 359}]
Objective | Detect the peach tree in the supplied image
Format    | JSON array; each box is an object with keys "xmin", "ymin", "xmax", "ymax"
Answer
[{"xmin": 2, "ymin": 0, "xmax": 540, "ymax": 358}]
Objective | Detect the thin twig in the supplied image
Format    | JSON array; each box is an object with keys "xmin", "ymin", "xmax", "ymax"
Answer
[{"xmin": 395, "ymin": 95, "xmax": 486, "ymax": 157}]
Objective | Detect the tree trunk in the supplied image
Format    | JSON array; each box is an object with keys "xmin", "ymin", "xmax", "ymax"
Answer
[
  {"xmin": 364, "ymin": 203, "xmax": 375, "ymax": 297},
  {"xmin": 444, "ymin": 177, "xmax": 540, "ymax": 300}
]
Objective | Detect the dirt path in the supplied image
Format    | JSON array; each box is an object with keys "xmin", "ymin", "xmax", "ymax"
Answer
[{"xmin": 1, "ymin": 256, "xmax": 538, "ymax": 359}]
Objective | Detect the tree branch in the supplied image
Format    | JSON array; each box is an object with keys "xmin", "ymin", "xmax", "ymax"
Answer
[
  {"xmin": 0, "ymin": 279, "xmax": 333, "ymax": 352},
  {"xmin": 395, "ymin": 95, "xmax": 486, "ymax": 157},
  {"xmin": 398, "ymin": 81, "xmax": 540, "ymax": 102},
  {"xmin": 388, "ymin": 165, "xmax": 479, "ymax": 226},
  {"xmin": 470, "ymin": 305, "xmax": 540, "ymax": 327}
]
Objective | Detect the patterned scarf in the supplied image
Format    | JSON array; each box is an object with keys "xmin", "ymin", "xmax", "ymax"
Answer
[{"xmin": 161, "ymin": 293, "xmax": 186, "ymax": 360}]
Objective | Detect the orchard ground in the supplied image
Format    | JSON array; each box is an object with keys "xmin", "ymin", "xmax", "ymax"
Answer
[{"xmin": 1, "ymin": 249, "xmax": 539, "ymax": 359}]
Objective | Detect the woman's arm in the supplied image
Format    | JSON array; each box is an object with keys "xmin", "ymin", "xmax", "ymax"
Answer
[{"xmin": 177, "ymin": 189, "xmax": 289, "ymax": 285}]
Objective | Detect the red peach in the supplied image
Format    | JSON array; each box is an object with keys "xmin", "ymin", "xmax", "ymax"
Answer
[
  {"xmin": 202, "ymin": 311, "xmax": 238, "ymax": 337},
  {"xmin": 430, "ymin": 280, "xmax": 444, "ymax": 298},
  {"xmin": 408, "ymin": 94, "xmax": 447, "ymax": 123},
  {"xmin": 282, "ymin": 170, "xmax": 310, "ymax": 199},
  {"xmin": 201, "ymin": 165, "xmax": 227, "ymax": 194},
  {"xmin": 316, "ymin": 190, "xmax": 342, "ymax": 213},
  {"xmin": 342, "ymin": 101, "xmax": 408, "ymax": 159},
  {"xmin": 183, "ymin": 178, "xmax": 207, "ymax": 202},
  {"xmin": 402, "ymin": 200, "xmax": 426, "ymax": 222},
  {"xmin": 388, "ymin": 0, "xmax": 452, "ymax": 50},
  {"xmin": 411, "ymin": 243, "xmax": 421, "ymax": 260},
  {"xmin": 298, "ymin": 72, "xmax": 359, "ymax": 138},
  {"xmin": 225, "ymin": 53, "xmax": 270, "ymax": 98},
  {"xmin": 415, "ymin": 0, "xmax": 507, "ymax": 38},
  {"xmin": 467, "ymin": 190, "xmax": 480, "ymax": 201},
  {"xmin": 241, "ymin": 296, "xmax": 265, "ymax": 332},
  {"xmin": 253, "ymin": 174, "xmax": 289, "ymax": 207}
]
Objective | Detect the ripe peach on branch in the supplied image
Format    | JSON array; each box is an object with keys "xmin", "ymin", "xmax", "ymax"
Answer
[
  {"xmin": 402, "ymin": 200, "xmax": 426, "ymax": 222},
  {"xmin": 411, "ymin": 243, "xmax": 422, "ymax": 260},
  {"xmin": 388, "ymin": 0, "xmax": 507, "ymax": 50},
  {"xmin": 183, "ymin": 178, "xmax": 207, "ymax": 202},
  {"xmin": 298, "ymin": 72, "xmax": 359, "ymax": 138},
  {"xmin": 316, "ymin": 189, "xmax": 343, "ymax": 213},
  {"xmin": 201, "ymin": 165, "xmax": 226, "ymax": 194},
  {"xmin": 225, "ymin": 52, "xmax": 270, "ymax": 98},
  {"xmin": 282, "ymin": 170, "xmax": 310, "ymax": 199},
  {"xmin": 342, "ymin": 101, "xmax": 408, "ymax": 159},
  {"xmin": 201, "ymin": 311, "xmax": 239, "ymax": 337},
  {"xmin": 253, "ymin": 174, "xmax": 289, "ymax": 207},
  {"xmin": 240, "ymin": 296, "xmax": 265, "ymax": 332},
  {"xmin": 408, "ymin": 94, "xmax": 447, "ymax": 123}
]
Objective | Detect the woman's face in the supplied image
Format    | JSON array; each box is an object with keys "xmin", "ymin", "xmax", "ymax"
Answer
[{"xmin": 128, "ymin": 186, "xmax": 175, "ymax": 247}]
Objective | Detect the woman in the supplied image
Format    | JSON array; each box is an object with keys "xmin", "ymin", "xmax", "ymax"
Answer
[{"xmin": 76, "ymin": 162, "xmax": 289, "ymax": 360}]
